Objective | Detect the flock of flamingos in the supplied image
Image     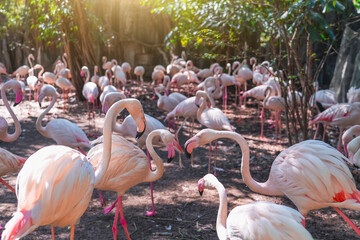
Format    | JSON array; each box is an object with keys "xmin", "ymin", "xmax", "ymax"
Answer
[{"xmin": 1, "ymin": 52, "xmax": 360, "ymax": 240}]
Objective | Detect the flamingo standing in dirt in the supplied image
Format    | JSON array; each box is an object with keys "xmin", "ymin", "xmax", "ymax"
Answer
[
  {"xmin": 261, "ymin": 86, "xmax": 285, "ymax": 140},
  {"xmin": 134, "ymin": 65, "xmax": 145, "ymax": 85},
  {"xmin": 26, "ymin": 68, "xmax": 38, "ymax": 102},
  {"xmin": 100, "ymin": 85, "xmax": 118, "ymax": 106},
  {"xmin": 121, "ymin": 62, "xmax": 132, "ymax": 80},
  {"xmin": 185, "ymin": 128, "xmax": 360, "ymax": 235},
  {"xmin": 11, "ymin": 53, "xmax": 34, "ymax": 77},
  {"xmin": 232, "ymin": 60, "xmax": 253, "ymax": 106},
  {"xmin": 57, "ymin": 53, "xmax": 72, "ymax": 79},
  {"xmin": 98, "ymin": 69, "xmax": 111, "ymax": 91},
  {"xmin": 102, "ymin": 93, "xmax": 172, "ymax": 216},
  {"xmin": 216, "ymin": 65, "xmax": 237, "ymax": 110},
  {"xmin": 55, "ymin": 76, "xmax": 75, "ymax": 110},
  {"xmin": 195, "ymin": 76, "xmax": 222, "ymax": 101},
  {"xmin": 0, "ymin": 80, "xmax": 25, "ymax": 192},
  {"xmin": 195, "ymin": 91, "xmax": 233, "ymax": 175},
  {"xmin": 1, "ymin": 98, "xmax": 146, "ymax": 240},
  {"xmin": 112, "ymin": 60, "xmax": 126, "ymax": 90},
  {"xmin": 88, "ymin": 129, "xmax": 181, "ymax": 240},
  {"xmin": 154, "ymin": 85, "xmax": 185, "ymax": 113},
  {"xmin": 36, "ymin": 85, "xmax": 92, "ymax": 155},
  {"xmin": 34, "ymin": 64, "xmax": 56, "ymax": 85},
  {"xmin": 309, "ymin": 102, "xmax": 360, "ymax": 150},
  {"xmin": 197, "ymin": 173, "xmax": 313, "ymax": 240}
]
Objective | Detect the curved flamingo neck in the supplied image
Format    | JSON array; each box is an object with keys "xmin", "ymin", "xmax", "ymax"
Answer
[
  {"xmin": 1, "ymin": 82, "xmax": 21, "ymax": 141},
  {"xmin": 226, "ymin": 63, "xmax": 231, "ymax": 75},
  {"xmin": 28, "ymin": 55, "xmax": 34, "ymax": 68},
  {"xmin": 38, "ymin": 65, "xmax": 44, "ymax": 78},
  {"xmin": 36, "ymin": 90, "xmax": 57, "ymax": 138},
  {"xmin": 207, "ymin": 131, "xmax": 283, "ymax": 196},
  {"xmin": 85, "ymin": 68, "xmax": 90, "ymax": 83},
  {"xmin": 196, "ymin": 93, "xmax": 208, "ymax": 124},
  {"xmin": 263, "ymin": 87, "xmax": 272, "ymax": 107},
  {"xmin": 211, "ymin": 179, "xmax": 228, "ymax": 240},
  {"xmin": 62, "ymin": 54, "xmax": 68, "ymax": 68},
  {"xmin": 94, "ymin": 66, "xmax": 99, "ymax": 76},
  {"xmin": 232, "ymin": 62, "xmax": 240, "ymax": 76},
  {"xmin": 144, "ymin": 130, "xmax": 165, "ymax": 182}
]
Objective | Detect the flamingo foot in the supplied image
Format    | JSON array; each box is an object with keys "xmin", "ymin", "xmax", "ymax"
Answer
[{"xmin": 145, "ymin": 210, "xmax": 157, "ymax": 216}]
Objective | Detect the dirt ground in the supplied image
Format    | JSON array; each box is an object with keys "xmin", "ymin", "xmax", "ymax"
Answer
[{"xmin": 0, "ymin": 79, "xmax": 360, "ymax": 240}]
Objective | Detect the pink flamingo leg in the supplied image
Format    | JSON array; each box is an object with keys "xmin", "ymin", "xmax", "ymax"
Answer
[
  {"xmin": 51, "ymin": 226, "xmax": 55, "ymax": 240},
  {"xmin": 208, "ymin": 142, "xmax": 212, "ymax": 173},
  {"xmin": 225, "ymin": 87, "xmax": 227, "ymax": 111},
  {"xmin": 302, "ymin": 215, "xmax": 306, "ymax": 227},
  {"xmin": 214, "ymin": 141, "xmax": 218, "ymax": 176},
  {"xmin": 97, "ymin": 189, "xmax": 106, "ymax": 207},
  {"xmin": 333, "ymin": 207, "xmax": 360, "ymax": 236},
  {"xmin": 275, "ymin": 111, "xmax": 278, "ymax": 140},
  {"xmin": 260, "ymin": 106, "xmax": 265, "ymax": 139},
  {"xmin": 70, "ymin": 224, "xmax": 75, "ymax": 240},
  {"xmin": 114, "ymin": 196, "xmax": 131, "ymax": 240},
  {"xmin": 0, "ymin": 178, "xmax": 15, "ymax": 193},
  {"xmin": 104, "ymin": 198, "xmax": 118, "ymax": 214},
  {"xmin": 28, "ymin": 89, "xmax": 32, "ymax": 101},
  {"xmin": 77, "ymin": 147, "xmax": 87, "ymax": 156},
  {"xmin": 322, "ymin": 124, "xmax": 328, "ymax": 141},
  {"xmin": 145, "ymin": 148, "xmax": 157, "ymax": 216}
]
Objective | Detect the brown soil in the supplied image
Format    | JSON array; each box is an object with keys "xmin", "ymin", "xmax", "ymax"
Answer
[{"xmin": 0, "ymin": 81, "xmax": 359, "ymax": 240}]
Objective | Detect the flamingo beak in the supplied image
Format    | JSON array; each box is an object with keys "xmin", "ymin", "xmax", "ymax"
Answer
[
  {"xmin": 184, "ymin": 138, "xmax": 197, "ymax": 159},
  {"xmin": 199, "ymin": 190, "xmax": 203, "ymax": 196},
  {"xmin": 135, "ymin": 121, "xmax": 146, "ymax": 139},
  {"xmin": 13, "ymin": 89, "xmax": 23, "ymax": 107}
]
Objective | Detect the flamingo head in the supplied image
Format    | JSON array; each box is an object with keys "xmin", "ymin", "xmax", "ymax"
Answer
[
  {"xmin": 185, "ymin": 129, "xmax": 222, "ymax": 159},
  {"xmin": 14, "ymin": 88, "xmax": 23, "ymax": 107},
  {"xmin": 197, "ymin": 174, "xmax": 218, "ymax": 196}
]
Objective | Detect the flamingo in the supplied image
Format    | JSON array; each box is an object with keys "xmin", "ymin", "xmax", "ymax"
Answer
[
  {"xmin": 14, "ymin": 74, "xmax": 26, "ymax": 96},
  {"xmin": 0, "ymin": 62, "xmax": 7, "ymax": 72},
  {"xmin": 36, "ymin": 85, "xmax": 92, "ymax": 155},
  {"xmin": 216, "ymin": 65, "xmax": 238, "ymax": 110},
  {"xmin": 11, "ymin": 54, "xmax": 34, "ymax": 77},
  {"xmin": 55, "ymin": 76, "xmax": 75, "ymax": 110},
  {"xmin": 26, "ymin": 68, "xmax": 38, "ymax": 101},
  {"xmin": 309, "ymin": 102, "xmax": 360, "ymax": 150},
  {"xmin": 154, "ymin": 85, "xmax": 184, "ymax": 113},
  {"xmin": 88, "ymin": 129, "xmax": 181, "ymax": 240},
  {"xmin": 232, "ymin": 60, "xmax": 253, "ymax": 106},
  {"xmin": 0, "ymin": 65, "xmax": 8, "ymax": 76},
  {"xmin": 0, "ymin": 80, "xmax": 25, "ymax": 193},
  {"xmin": 81, "ymin": 66, "xmax": 99, "ymax": 118},
  {"xmin": 100, "ymin": 85, "xmax": 118, "ymax": 106},
  {"xmin": 102, "ymin": 92, "xmax": 127, "ymax": 114},
  {"xmin": 134, "ymin": 65, "xmax": 145, "ymax": 85},
  {"xmin": 197, "ymin": 173, "xmax": 313, "ymax": 240},
  {"xmin": 102, "ymin": 93, "xmax": 172, "ymax": 216},
  {"xmin": 346, "ymin": 135, "xmax": 360, "ymax": 167},
  {"xmin": 112, "ymin": 60, "xmax": 126, "ymax": 89},
  {"xmin": 261, "ymin": 86, "xmax": 285, "ymax": 140},
  {"xmin": 98, "ymin": 69, "xmax": 111, "ymax": 91},
  {"xmin": 195, "ymin": 90, "xmax": 233, "ymax": 175},
  {"xmin": 58, "ymin": 53, "xmax": 72, "ymax": 79},
  {"xmin": 121, "ymin": 62, "xmax": 132, "ymax": 80},
  {"xmin": 1, "ymin": 98, "xmax": 146, "ymax": 240},
  {"xmin": 157, "ymin": 82, "xmax": 187, "ymax": 103},
  {"xmin": 185, "ymin": 128, "xmax": 360, "ymax": 235},
  {"xmin": 169, "ymin": 61, "xmax": 200, "ymax": 97},
  {"xmin": 342, "ymin": 125, "xmax": 360, "ymax": 157},
  {"xmin": 195, "ymin": 76, "xmax": 222, "ymax": 101},
  {"xmin": 0, "ymin": 148, "xmax": 26, "ymax": 193},
  {"xmin": 102, "ymin": 56, "xmax": 113, "ymax": 71},
  {"xmin": 34, "ymin": 64, "xmax": 56, "ymax": 85},
  {"xmin": 196, "ymin": 67, "xmax": 213, "ymax": 81},
  {"xmin": 347, "ymin": 86, "xmax": 360, "ymax": 103},
  {"xmin": 151, "ymin": 68, "xmax": 165, "ymax": 87},
  {"xmin": 91, "ymin": 65, "xmax": 100, "ymax": 86}
]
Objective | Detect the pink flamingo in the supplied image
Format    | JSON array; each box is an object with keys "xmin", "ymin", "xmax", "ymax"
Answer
[
  {"xmin": 102, "ymin": 56, "xmax": 113, "ymax": 71},
  {"xmin": 197, "ymin": 173, "xmax": 313, "ymax": 240},
  {"xmin": 185, "ymin": 128, "xmax": 360, "ymax": 235},
  {"xmin": 26, "ymin": 68, "xmax": 38, "ymax": 101},
  {"xmin": 151, "ymin": 68, "xmax": 165, "ymax": 87},
  {"xmin": 170, "ymin": 61, "xmax": 200, "ymax": 97},
  {"xmin": 261, "ymin": 86, "xmax": 285, "ymax": 140},
  {"xmin": 98, "ymin": 69, "xmax": 111, "ymax": 91},
  {"xmin": 121, "ymin": 62, "xmax": 132, "ymax": 80},
  {"xmin": 347, "ymin": 86, "xmax": 360, "ymax": 103},
  {"xmin": 342, "ymin": 125, "xmax": 360, "ymax": 157},
  {"xmin": 112, "ymin": 60, "xmax": 126, "ymax": 90},
  {"xmin": 91, "ymin": 65, "xmax": 100, "ymax": 86},
  {"xmin": 232, "ymin": 60, "xmax": 253, "ymax": 106},
  {"xmin": 34, "ymin": 64, "xmax": 56, "ymax": 85},
  {"xmin": 346, "ymin": 135, "xmax": 360, "ymax": 167},
  {"xmin": 309, "ymin": 102, "xmax": 360, "ymax": 150},
  {"xmin": 100, "ymin": 85, "xmax": 118, "ymax": 106},
  {"xmin": 102, "ymin": 93, "xmax": 172, "ymax": 216},
  {"xmin": 195, "ymin": 76, "xmax": 222, "ymax": 101},
  {"xmin": 55, "ymin": 76, "xmax": 75, "ymax": 110},
  {"xmin": 11, "ymin": 54, "xmax": 34, "ymax": 77},
  {"xmin": 58, "ymin": 53, "xmax": 72, "ymax": 79},
  {"xmin": 1, "ymin": 98, "xmax": 146, "ymax": 240},
  {"xmin": 0, "ymin": 80, "xmax": 25, "ymax": 193},
  {"xmin": 195, "ymin": 91, "xmax": 234, "ymax": 175},
  {"xmin": 88, "ymin": 129, "xmax": 181, "ymax": 240},
  {"xmin": 0, "ymin": 65, "xmax": 8, "ymax": 77},
  {"xmin": 216, "ymin": 65, "xmax": 237, "ymax": 110},
  {"xmin": 36, "ymin": 85, "xmax": 92, "ymax": 155},
  {"xmin": 134, "ymin": 65, "xmax": 145, "ymax": 85},
  {"xmin": 154, "ymin": 85, "xmax": 185, "ymax": 113}
]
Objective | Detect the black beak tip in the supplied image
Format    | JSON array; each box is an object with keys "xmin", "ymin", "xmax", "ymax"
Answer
[
  {"xmin": 167, "ymin": 157, "xmax": 174, "ymax": 163},
  {"xmin": 195, "ymin": 104, "xmax": 200, "ymax": 108},
  {"xmin": 13, "ymin": 102, "xmax": 20, "ymax": 107},
  {"xmin": 199, "ymin": 190, "xmax": 203, "ymax": 196},
  {"xmin": 38, "ymin": 102, "xmax": 42, "ymax": 108},
  {"xmin": 185, "ymin": 149, "xmax": 192, "ymax": 159}
]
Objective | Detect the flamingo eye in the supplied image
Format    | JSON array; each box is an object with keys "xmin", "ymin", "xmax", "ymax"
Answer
[{"xmin": 353, "ymin": 135, "xmax": 356, "ymax": 139}]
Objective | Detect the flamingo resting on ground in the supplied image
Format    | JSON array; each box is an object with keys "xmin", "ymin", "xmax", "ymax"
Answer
[
  {"xmin": 197, "ymin": 173, "xmax": 313, "ymax": 240},
  {"xmin": 37, "ymin": 85, "xmax": 92, "ymax": 155},
  {"xmin": 185, "ymin": 128, "xmax": 360, "ymax": 236},
  {"xmin": 195, "ymin": 91, "xmax": 233, "ymax": 175},
  {"xmin": 88, "ymin": 129, "xmax": 181, "ymax": 240},
  {"xmin": 1, "ymin": 98, "xmax": 146, "ymax": 240}
]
